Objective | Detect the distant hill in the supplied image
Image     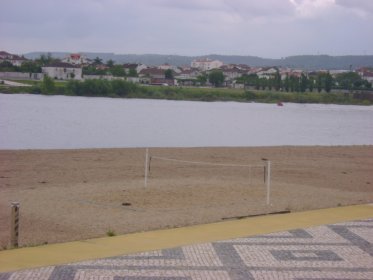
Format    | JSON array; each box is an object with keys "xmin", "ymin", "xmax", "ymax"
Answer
[{"xmin": 24, "ymin": 52, "xmax": 373, "ymax": 70}]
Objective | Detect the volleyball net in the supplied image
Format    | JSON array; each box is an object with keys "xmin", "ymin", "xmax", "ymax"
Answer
[{"xmin": 143, "ymin": 148, "xmax": 272, "ymax": 205}]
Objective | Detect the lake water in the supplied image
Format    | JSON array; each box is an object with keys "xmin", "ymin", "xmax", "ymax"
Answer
[{"xmin": 1, "ymin": 93, "xmax": 372, "ymax": 149}]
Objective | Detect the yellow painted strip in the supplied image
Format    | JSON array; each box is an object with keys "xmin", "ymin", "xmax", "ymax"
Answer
[{"xmin": 0, "ymin": 204, "xmax": 372, "ymax": 273}]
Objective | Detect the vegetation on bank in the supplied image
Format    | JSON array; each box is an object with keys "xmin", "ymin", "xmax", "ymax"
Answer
[{"xmin": 0, "ymin": 77, "xmax": 372, "ymax": 105}]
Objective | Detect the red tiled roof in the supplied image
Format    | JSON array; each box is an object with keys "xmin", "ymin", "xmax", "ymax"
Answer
[{"xmin": 69, "ymin": 54, "xmax": 81, "ymax": 59}]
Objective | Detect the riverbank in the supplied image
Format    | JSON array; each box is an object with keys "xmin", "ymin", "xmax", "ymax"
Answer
[
  {"xmin": 1, "ymin": 145, "xmax": 372, "ymax": 249},
  {"xmin": 1, "ymin": 79, "xmax": 372, "ymax": 105}
]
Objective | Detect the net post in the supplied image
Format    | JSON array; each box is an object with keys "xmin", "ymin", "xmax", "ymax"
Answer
[
  {"xmin": 144, "ymin": 148, "xmax": 149, "ymax": 188},
  {"xmin": 248, "ymin": 165, "xmax": 251, "ymax": 186},
  {"xmin": 10, "ymin": 202, "xmax": 20, "ymax": 248},
  {"xmin": 265, "ymin": 160, "xmax": 271, "ymax": 205}
]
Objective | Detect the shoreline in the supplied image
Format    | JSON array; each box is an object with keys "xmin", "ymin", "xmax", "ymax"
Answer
[
  {"xmin": 1, "ymin": 143, "xmax": 373, "ymax": 151},
  {"xmin": 1, "ymin": 84, "xmax": 372, "ymax": 105}
]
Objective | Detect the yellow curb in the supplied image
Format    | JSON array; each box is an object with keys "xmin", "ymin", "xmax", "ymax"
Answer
[{"xmin": 0, "ymin": 204, "xmax": 372, "ymax": 273}]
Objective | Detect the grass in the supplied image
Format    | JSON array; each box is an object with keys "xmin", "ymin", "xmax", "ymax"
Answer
[
  {"xmin": 1, "ymin": 81, "xmax": 372, "ymax": 105},
  {"xmin": 135, "ymin": 86, "xmax": 372, "ymax": 105},
  {"xmin": 106, "ymin": 229, "xmax": 116, "ymax": 237},
  {"xmin": 0, "ymin": 241, "xmax": 49, "ymax": 251}
]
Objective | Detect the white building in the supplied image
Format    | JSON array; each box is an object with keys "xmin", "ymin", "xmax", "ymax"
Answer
[
  {"xmin": 357, "ymin": 68, "xmax": 373, "ymax": 84},
  {"xmin": 123, "ymin": 63, "xmax": 148, "ymax": 75},
  {"xmin": 42, "ymin": 62, "xmax": 82, "ymax": 80},
  {"xmin": 175, "ymin": 69, "xmax": 200, "ymax": 80},
  {"xmin": 158, "ymin": 63, "xmax": 181, "ymax": 73},
  {"xmin": 220, "ymin": 65, "xmax": 244, "ymax": 81},
  {"xmin": 256, "ymin": 67, "xmax": 278, "ymax": 79},
  {"xmin": 191, "ymin": 58, "xmax": 223, "ymax": 71},
  {"xmin": 62, "ymin": 53, "xmax": 90, "ymax": 65},
  {"xmin": 0, "ymin": 51, "xmax": 27, "ymax": 66}
]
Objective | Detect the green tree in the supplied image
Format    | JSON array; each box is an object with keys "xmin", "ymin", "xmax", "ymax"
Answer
[
  {"xmin": 274, "ymin": 70, "xmax": 281, "ymax": 91},
  {"xmin": 81, "ymin": 79, "xmax": 111, "ymax": 96},
  {"xmin": 20, "ymin": 61, "xmax": 42, "ymax": 73},
  {"xmin": 197, "ymin": 73, "xmax": 208, "ymax": 85},
  {"xmin": 208, "ymin": 70, "xmax": 224, "ymax": 87},
  {"xmin": 110, "ymin": 65, "xmax": 126, "ymax": 77},
  {"xmin": 289, "ymin": 76, "xmax": 299, "ymax": 92},
  {"xmin": 82, "ymin": 65, "xmax": 106, "ymax": 75},
  {"xmin": 308, "ymin": 77, "xmax": 314, "ymax": 92},
  {"xmin": 259, "ymin": 78, "xmax": 267, "ymax": 90},
  {"xmin": 300, "ymin": 73, "xmax": 308, "ymax": 92},
  {"xmin": 107, "ymin": 59, "xmax": 114, "ymax": 68},
  {"xmin": 335, "ymin": 72, "xmax": 365, "ymax": 90},
  {"xmin": 128, "ymin": 68, "xmax": 138, "ymax": 77},
  {"xmin": 38, "ymin": 54, "xmax": 48, "ymax": 65},
  {"xmin": 37, "ymin": 53, "xmax": 54, "ymax": 66},
  {"xmin": 41, "ymin": 75, "xmax": 55, "ymax": 94},
  {"xmin": 93, "ymin": 57, "xmax": 103, "ymax": 65},
  {"xmin": 254, "ymin": 79, "xmax": 260, "ymax": 90},
  {"xmin": 65, "ymin": 79, "xmax": 140, "ymax": 97},
  {"xmin": 236, "ymin": 73, "xmax": 259, "ymax": 87},
  {"xmin": 324, "ymin": 72, "xmax": 333, "ymax": 93},
  {"xmin": 267, "ymin": 78, "xmax": 273, "ymax": 90},
  {"xmin": 0, "ymin": 61, "xmax": 16, "ymax": 72},
  {"xmin": 164, "ymin": 69, "xmax": 174, "ymax": 79},
  {"xmin": 66, "ymin": 80, "xmax": 82, "ymax": 96},
  {"xmin": 284, "ymin": 74, "xmax": 290, "ymax": 92},
  {"xmin": 317, "ymin": 73, "xmax": 323, "ymax": 93}
]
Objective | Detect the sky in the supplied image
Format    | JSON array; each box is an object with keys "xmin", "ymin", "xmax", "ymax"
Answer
[{"xmin": 1, "ymin": 0, "xmax": 373, "ymax": 58}]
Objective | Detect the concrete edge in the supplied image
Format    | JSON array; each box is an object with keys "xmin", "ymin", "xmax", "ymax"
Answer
[{"xmin": 0, "ymin": 204, "xmax": 372, "ymax": 273}]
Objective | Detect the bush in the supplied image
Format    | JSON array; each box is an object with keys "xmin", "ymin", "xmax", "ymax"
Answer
[
  {"xmin": 243, "ymin": 91, "xmax": 256, "ymax": 100},
  {"xmin": 111, "ymin": 80, "xmax": 136, "ymax": 97},
  {"xmin": 41, "ymin": 75, "xmax": 55, "ymax": 94},
  {"xmin": 30, "ymin": 85, "xmax": 42, "ymax": 94}
]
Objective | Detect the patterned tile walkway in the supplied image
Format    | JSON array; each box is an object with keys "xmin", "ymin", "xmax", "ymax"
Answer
[{"xmin": 1, "ymin": 219, "xmax": 373, "ymax": 279}]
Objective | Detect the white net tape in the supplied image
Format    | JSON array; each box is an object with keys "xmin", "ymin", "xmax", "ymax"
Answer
[
  {"xmin": 146, "ymin": 152, "xmax": 271, "ymax": 205},
  {"xmin": 151, "ymin": 156, "xmax": 265, "ymax": 168}
]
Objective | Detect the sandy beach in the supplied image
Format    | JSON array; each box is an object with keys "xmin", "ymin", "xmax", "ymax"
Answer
[{"xmin": 0, "ymin": 145, "xmax": 372, "ymax": 248}]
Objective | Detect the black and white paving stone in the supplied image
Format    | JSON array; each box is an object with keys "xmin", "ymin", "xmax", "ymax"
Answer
[{"xmin": 1, "ymin": 219, "xmax": 373, "ymax": 280}]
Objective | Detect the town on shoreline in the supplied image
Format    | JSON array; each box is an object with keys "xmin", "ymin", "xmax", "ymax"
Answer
[{"xmin": 1, "ymin": 51, "xmax": 373, "ymax": 105}]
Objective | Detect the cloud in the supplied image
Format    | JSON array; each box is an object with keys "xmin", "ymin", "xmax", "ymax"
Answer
[
  {"xmin": 288, "ymin": 0, "xmax": 336, "ymax": 18},
  {"xmin": 152, "ymin": 0, "xmax": 225, "ymax": 11},
  {"xmin": 154, "ymin": 0, "xmax": 295, "ymax": 21},
  {"xmin": 1, "ymin": 0, "xmax": 372, "ymax": 57},
  {"xmin": 335, "ymin": 0, "xmax": 373, "ymax": 17}
]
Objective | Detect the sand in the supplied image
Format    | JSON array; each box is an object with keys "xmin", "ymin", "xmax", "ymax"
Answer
[{"xmin": 1, "ymin": 146, "xmax": 373, "ymax": 249}]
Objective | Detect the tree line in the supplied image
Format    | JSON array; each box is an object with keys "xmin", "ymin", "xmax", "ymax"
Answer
[
  {"xmin": 236, "ymin": 70, "xmax": 371, "ymax": 92},
  {"xmin": 0, "ymin": 54, "xmax": 140, "ymax": 78},
  {"xmin": 81, "ymin": 57, "xmax": 139, "ymax": 77},
  {"xmin": 32, "ymin": 76, "xmax": 142, "ymax": 97},
  {"xmin": 25, "ymin": 75, "xmax": 370, "ymax": 105}
]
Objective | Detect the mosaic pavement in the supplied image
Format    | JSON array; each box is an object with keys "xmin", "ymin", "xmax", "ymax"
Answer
[{"xmin": 1, "ymin": 219, "xmax": 373, "ymax": 280}]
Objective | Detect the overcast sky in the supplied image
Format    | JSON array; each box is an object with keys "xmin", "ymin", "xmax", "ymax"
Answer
[{"xmin": 1, "ymin": 0, "xmax": 373, "ymax": 58}]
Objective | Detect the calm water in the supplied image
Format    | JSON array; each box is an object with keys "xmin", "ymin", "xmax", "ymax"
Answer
[{"xmin": 1, "ymin": 93, "xmax": 372, "ymax": 149}]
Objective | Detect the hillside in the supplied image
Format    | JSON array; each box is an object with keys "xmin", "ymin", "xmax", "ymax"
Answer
[{"xmin": 24, "ymin": 52, "xmax": 373, "ymax": 70}]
